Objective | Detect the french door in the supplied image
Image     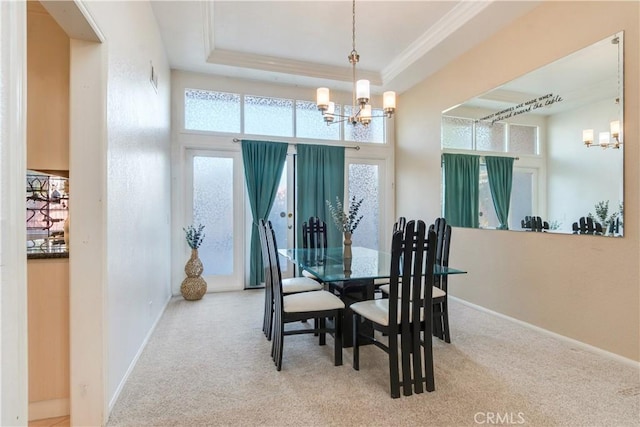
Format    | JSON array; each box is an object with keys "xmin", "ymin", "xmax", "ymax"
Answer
[
  {"xmin": 266, "ymin": 155, "xmax": 295, "ymax": 278},
  {"xmin": 186, "ymin": 149, "xmax": 244, "ymax": 291},
  {"xmin": 185, "ymin": 149, "xmax": 388, "ymax": 289}
]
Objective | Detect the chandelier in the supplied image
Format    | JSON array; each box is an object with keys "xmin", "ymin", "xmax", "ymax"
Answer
[
  {"xmin": 582, "ymin": 117, "xmax": 622, "ymax": 149},
  {"xmin": 582, "ymin": 35, "xmax": 623, "ymax": 149},
  {"xmin": 316, "ymin": 0, "xmax": 396, "ymax": 126}
]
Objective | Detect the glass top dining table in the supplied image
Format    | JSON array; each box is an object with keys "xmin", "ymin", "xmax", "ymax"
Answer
[{"xmin": 279, "ymin": 246, "xmax": 467, "ymax": 283}]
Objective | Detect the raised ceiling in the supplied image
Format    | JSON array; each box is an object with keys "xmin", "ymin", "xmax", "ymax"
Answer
[{"xmin": 150, "ymin": 1, "xmax": 541, "ymax": 93}]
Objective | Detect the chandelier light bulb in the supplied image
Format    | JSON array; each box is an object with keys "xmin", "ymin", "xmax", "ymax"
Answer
[
  {"xmin": 383, "ymin": 91, "xmax": 396, "ymax": 114},
  {"xmin": 359, "ymin": 104, "xmax": 372, "ymax": 126},
  {"xmin": 598, "ymin": 131, "xmax": 610, "ymax": 147},
  {"xmin": 356, "ymin": 80, "xmax": 370, "ymax": 105},
  {"xmin": 610, "ymin": 120, "xmax": 620, "ymax": 140},
  {"xmin": 323, "ymin": 102, "xmax": 336, "ymax": 123},
  {"xmin": 316, "ymin": 88, "xmax": 330, "ymax": 111},
  {"xmin": 582, "ymin": 129, "xmax": 594, "ymax": 146}
]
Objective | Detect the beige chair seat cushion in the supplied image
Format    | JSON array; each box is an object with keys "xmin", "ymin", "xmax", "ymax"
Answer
[
  {"xmin": 378, "ymin": 283, "xmax": 446, "ymax": 299},
  {"xmin": 301, "ymin": 269, "xmax": 319, "ymax": 280},
  {"xmin": 282, "ymin": 277, "xmax": 324, "ymax": 294},
  {"xmin": 283, "ymin": 290, "xmax": 345, "ymax": 313},
  {"xmin": 350, "ymin": 299, "xmax": 425, "ymax": 327}
]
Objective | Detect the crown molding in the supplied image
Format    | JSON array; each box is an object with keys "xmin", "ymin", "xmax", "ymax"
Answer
[
  {"xmin": 201, "ymin": 0, "xmax": 381, "ymax": 85},
  {"xmin": 382, "ymin": 0, "xmax": 492, "ymax": 84},
  {"xmin": 206, "ymin": 49, "xmax": 382, "ymax": 85}
]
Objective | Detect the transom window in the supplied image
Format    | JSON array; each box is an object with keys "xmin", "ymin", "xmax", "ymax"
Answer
[
  {"xmin": 184, "ymin": 89, "xmax": 385, "ymax": 144},
  {"xmin": 441, "ymin": 115, "xmax": 538, "ymax": 155}
]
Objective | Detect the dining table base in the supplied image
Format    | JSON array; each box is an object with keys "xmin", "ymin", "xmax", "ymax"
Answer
[{"xmin": 328, "ymin": 279, "xmax": 376, "ymax": 348}]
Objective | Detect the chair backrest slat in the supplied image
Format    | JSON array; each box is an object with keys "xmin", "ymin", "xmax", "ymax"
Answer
[
  {"xmin": 386, "ymin": 220, "xmax": 436, "ymax": 336},
  {"xmin": 261, "ymin": 220, "xmax": 285, "ymax": 310},
  {"xmin": 429, "ymin": 218, "xmax": 452, "ymax": 291},
  {"xmin": 302, "ymin": 216, "xmax": 328, "ymax": 250}
]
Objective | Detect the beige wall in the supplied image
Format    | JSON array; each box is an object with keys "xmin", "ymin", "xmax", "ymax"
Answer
[
  {"xmin": 26, "ymin": 1, "xmax": 71, "ymax": 420},
  {"xmin": 396, "ymin": 1, "xmax": 639, "ymax": 361},
  {"xmin": 27, "ymin": 0, "xmax": 69, "ymax": 172},
  {"xmin": 27, "ymin": 259, "xmax": 69, "ymax": 418}
]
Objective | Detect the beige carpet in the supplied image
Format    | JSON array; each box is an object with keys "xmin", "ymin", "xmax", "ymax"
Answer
[{"xmin": 107, "ymin": 290, "xmax": 639, "ymax": 426}]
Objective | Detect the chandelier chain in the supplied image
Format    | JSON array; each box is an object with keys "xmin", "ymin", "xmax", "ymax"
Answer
[{"xmin": 352, "ymin": 0, "xmax": 356, "ymax": 53}]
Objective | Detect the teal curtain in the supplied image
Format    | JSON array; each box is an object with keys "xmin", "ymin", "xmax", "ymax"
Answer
[
  {"xmin": 297, "ymin": 144, "xmax": 345, "ymax": 248},
  {"xmin": 443, "ymin": 153, "xmax": 480, "ymax": 228},
  {"xmin": 486, "ymin": 156, "xmax": 515, "ymax": 230},
  {"xmin": 241, "ymin": 139, "xmax": 288, "ymax": 288}
]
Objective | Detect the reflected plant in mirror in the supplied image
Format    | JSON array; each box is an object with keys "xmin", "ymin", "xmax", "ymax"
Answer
[{"xmin": 441, "ymin": 32, "xmax": 624, "ymax": 236}]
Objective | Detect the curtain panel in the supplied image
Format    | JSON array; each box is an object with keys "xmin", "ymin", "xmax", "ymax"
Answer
[
  {"xmin": 241, "ymin": 139, "xmax": 288, "ymax": 288},
  {"xmin": 442, "ymin": 153, "xmax": 480, "ymax": 228},
  {"xmin": 485, "ymin": 156, "xmax": 515, "ymax": 230},
  {"xmin": 296, "ymin": 144, "xmax": 345, "ymax": 248}
]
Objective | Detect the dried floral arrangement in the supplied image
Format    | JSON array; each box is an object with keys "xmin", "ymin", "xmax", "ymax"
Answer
[
  {"xmin": 183, "ymin": 224, "xmax": 205, "ymax": 249},
  {"xmin": 326, "ymin": 196, "xmax": 364, "ymax": 234}
]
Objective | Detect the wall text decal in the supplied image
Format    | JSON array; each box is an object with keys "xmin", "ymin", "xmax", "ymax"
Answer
[{"xmin": 477, "ymin": 93, "xmax": 563, "ymax": 124}]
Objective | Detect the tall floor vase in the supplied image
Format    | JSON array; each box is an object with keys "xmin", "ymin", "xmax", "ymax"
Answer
[{"xmin": 181, "ymin": 248, "xmax": 207, "ymax": 300}]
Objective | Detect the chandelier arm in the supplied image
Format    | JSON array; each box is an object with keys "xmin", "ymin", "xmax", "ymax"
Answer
[{"xmin": 325, "ymin": 116, "xmax": 353, "ymax": 126}]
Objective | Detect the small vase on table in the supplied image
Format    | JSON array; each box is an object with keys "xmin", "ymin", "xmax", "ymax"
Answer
[{"xmin": 343, "ymin": 231, "xmax": 352, "ymax": 259}]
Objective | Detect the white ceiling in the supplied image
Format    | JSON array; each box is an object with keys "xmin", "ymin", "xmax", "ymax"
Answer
[{"xmin": 150, "ymin": 0, "xmax": 541, "ymax": 94}]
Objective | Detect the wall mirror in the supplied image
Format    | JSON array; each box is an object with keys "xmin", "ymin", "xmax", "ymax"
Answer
[{"xmin": 441, "ymin": 31, "xmax": 624, "ymax": 236}]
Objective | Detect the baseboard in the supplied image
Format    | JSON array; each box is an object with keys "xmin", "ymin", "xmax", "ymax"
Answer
[
  {"xmin": 29, "ymin": 398, "xmax": 69, "ymax": 421},
  {"xmin": 450, "ymin": 296, "xmax": 640, "ymax": 369},
  {"xmin": 107, "ymin": 293, "xmax": 173, "ymax": 413}
]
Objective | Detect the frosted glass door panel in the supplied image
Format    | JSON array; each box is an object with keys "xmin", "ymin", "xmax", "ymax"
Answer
[
  {"xmin": 193, "ymin": 156, "xmax": 234, "ymax": 276},
  {"xmin": 348, "ymin": 163, "xmax": 380, "ymax": 250}
]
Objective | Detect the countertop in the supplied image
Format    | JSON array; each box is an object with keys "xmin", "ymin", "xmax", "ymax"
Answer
[{"xmin": 27, "ymin": 241, "xmax": 68, "ymax": 259}]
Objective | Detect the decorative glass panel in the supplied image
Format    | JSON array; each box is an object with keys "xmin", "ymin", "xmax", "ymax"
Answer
[
  {"xmin": 476, "ymin": 121, "xmax": 506, "ymax": 152},
  {"xmin": 193, "ymin": 156, "xmax": 234, "ymax": 276},
  {"xmin": 244, "ymin": 95, "xmax": 293, "ymax": 137},
  {"xmin": 442, "ymin": 116, "xmax": 473, "ymax": 149},
  {"xmin": 348, "ymin": 163, "xmax": 379, "ymax": 250},
  {"xmin": 509, "ymin": 124, "xmax": 538, "ymax": 154},
  {"xmin": 295, "ymin": 100, "xmax": 341, "ymax": 140},
  {"xmin": 343, "ymin": 105, "xmax": 385, "ymax": 143},
  {"xmin": 184, "ymin": 89, "xmax": 240, "ymax": 133}
]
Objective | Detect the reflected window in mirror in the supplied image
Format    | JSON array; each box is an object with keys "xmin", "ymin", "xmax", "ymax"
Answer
[{"xmin": 440, "ymin": 31, "xmax": 624, "ymax": 236}]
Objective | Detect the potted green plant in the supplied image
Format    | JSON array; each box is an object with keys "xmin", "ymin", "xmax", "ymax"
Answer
[{"xmin": 588, "ymin": 200, "xmax": 618, "ymax": 236}]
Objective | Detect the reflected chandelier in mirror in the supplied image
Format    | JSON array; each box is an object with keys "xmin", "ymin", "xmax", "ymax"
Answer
[{"xmin": 441, "ymin": 31, "xmax": 624, "ymax": 236}]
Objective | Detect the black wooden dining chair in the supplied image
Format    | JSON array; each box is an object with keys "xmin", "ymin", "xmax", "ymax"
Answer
[
  {"xmin": 351, "ymin": 220, "xmax": 437, "ymax": 398},
  {"xmin": 300, "ymin": 216, "xmax": 328, "ymax": 281},
  {"xmin": 374, "ymin": 217, "xmax": 407, "ymax": 288},
  {"xmin": 521, "ymin": 215, "xmax": 549, "ymax": 232},
  {"xmin": 572, "ymin": 216, "xmax": 603, "ymax": 235},
  {"xmin": 429, "ymin": 217, "xmax": 452, "ymax": 343},
  {"xmin": 259, "ymin": 220, "xmax": 323, "ymax": 341},
  {"xmin": 259, "ymin": 219, "xmax": 344, "ymax": 371}
]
